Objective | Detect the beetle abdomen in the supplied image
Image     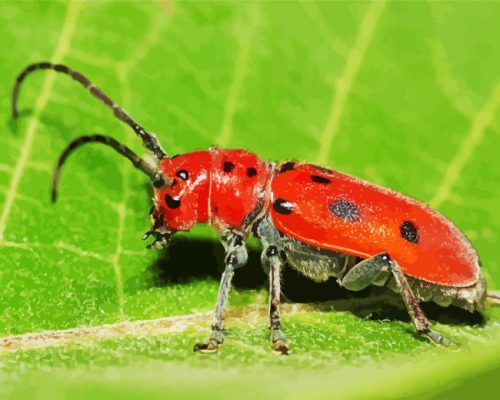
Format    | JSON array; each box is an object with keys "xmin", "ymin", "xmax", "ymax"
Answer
[
  {"xmin": 258, "ymin": 215, "xmax": 486, "ymax": 312},
  {"xmin": 279, "ymin": 231, "xmax": 356, "ymax": 283}
]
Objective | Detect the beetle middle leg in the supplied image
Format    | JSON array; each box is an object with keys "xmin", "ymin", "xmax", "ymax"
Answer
[
  {"xmin": 262, "ymin": 245, "xmax": 290, "ymax": 355},
  {"xmin": 194, "ymin": 230, "xmax": 248, "ymax": 353},
  {"xmin": 339, "ymin": 253, "xmax": 451, "ymax": 346}
]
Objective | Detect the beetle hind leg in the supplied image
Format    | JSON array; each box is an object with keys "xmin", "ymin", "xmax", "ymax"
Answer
[{"xmin": 340, "ymin": 253, "xmax": 452, "ymax": 346}]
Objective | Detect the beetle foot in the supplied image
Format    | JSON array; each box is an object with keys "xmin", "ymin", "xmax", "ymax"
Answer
[
  {"xmin": 142, "ymin": 230, "xmax": 170, "ymax": 250},
  {"xmin": 271, "ymin": 328, "xmax": 291, "ymax": 355},
  {"xmin": 193, "ymin": 339, "xmax": 221, "ymax": 354},
  {"xmin": 194, "ymin": 330, "xmax": 224, "ymax": 354},
  {"xmin": 273, "ymin": 340, "xmax": 291, "ymax": 355},
  {"xmin": 422, "ymin": 329, "xmax": 454, "ymax": 347}
]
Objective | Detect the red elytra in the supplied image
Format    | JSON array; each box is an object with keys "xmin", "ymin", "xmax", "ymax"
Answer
[
  {"xmin": 13, "ymin": 62, "xmax": 492, "ymax": 354},
  {"xmin": 270, "ymin": 163, "xmax": 480, "ymax": 288}
]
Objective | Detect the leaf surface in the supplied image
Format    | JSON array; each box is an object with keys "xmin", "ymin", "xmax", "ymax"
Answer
[{"xmin": 0, "ymin": 1, "xmax": 499, "ymax": 398}]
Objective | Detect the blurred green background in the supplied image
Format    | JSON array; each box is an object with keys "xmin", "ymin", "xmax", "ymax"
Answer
[{"xmin": 1, "ymin": 0, "xmax": 500, "ymax": 398}]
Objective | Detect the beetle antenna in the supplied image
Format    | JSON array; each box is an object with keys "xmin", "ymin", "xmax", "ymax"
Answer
[
  {"xmin": 12, "ymin": 62, "xmax": 167, "ymax": 160},
  {"xmin": 51, "ymin": 134, "xmax": 171, "ymax": 203}
]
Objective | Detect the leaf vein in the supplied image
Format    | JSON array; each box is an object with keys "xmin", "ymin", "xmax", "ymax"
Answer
[
  {"xmin": 0, "ymin": 0, "xmax": 84, "ymax": 243},
  {"xmin": 106, "ymin": 13, "xmax": 171, "ymax": 319},
  {"xmin": 216, "ymin": 2, "xmax": 260, "ymax": 148},
  {"xmin": 0, "ymin": 304, "xmax": 316, "ymax": 353},
  {"xmin": 298, "ymin": 0, "xmax": 349, "ymax": 57},
  {"xmin": 429, "ymin": 84, "xmax": 500, "ymax": 209},
  {"xmin": 315, "ymin": 0, "xmax": 387, "ymax": 165}
]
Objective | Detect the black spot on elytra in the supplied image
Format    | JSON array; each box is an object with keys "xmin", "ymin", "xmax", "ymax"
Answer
[
  {"xmin": 329, "ymin": 199, "xmax": 359, "ymax": 222},
  {"xmin": 214, "ymin": 205, "xmax": 219, "ymax": 214},
  {"xmin": 279, "ymin": 162, "xmax": 295, "ymax": 173},
  {"xmin": 223, "ymin": 161, "xmax": 235, "ymax": 173},
  {"xmin": 311, "ymin": 175, "xmax": 331, "ymax": 184},
  {"xmin": 165, "ymin": 194, "xmax": 181, "ymax": 209},
  {"xmin": 400, "ymin": 221, "xmax": 419, "ymax": 244},
  {"xmin": 247, "ymin": 167, "xmax": 257, "ymax": 177},
  {"xmin": 273, "ymin": 198, "xmax": 294, "ymax": 215},
  {"xmin": 176, "ymin": 169, "xmax": 189, "ymax": 180}
]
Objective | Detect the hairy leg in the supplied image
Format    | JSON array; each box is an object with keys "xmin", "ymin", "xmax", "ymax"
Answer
[
  {"xmin": 340, "ymin": 253, "xmax": 450, "ymax": 346},
  {"xmin": 262, "ymin": 245, "xmax": 290, "ymax": 355},
  {"xmin": 194, "ymin": 231, "xmax": 247, "ymax": 353}
]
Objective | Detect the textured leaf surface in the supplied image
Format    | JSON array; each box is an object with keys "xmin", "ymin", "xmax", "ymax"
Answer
[{"xmin": 1, "ymin": 1, "xmax": 500, "ymax": 398}]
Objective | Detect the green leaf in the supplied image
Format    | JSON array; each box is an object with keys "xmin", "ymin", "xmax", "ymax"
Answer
[{"xmin": 1, "ymin": 0, "xmax": 500, "ymax": 398}]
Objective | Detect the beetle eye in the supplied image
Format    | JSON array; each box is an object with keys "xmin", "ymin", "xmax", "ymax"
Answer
[
  {"xmin": 176, "ymin": 169, "xmax": 189, "ymax": 180},
  {"xmin": 153, "ymin": 173, "xmax": 173, "ymax": 190}
]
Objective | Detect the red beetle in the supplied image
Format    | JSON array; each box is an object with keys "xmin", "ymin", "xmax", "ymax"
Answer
[{"xmin": 12, "ymin": 63, "xmax": 499, "ymax": 355}]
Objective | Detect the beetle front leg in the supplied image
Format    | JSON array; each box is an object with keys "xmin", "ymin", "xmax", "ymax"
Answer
[
  {"xmin": 340, "ymin": 253, "xmax": 451, "ymax": 346},
  {"xmin": 262, "ymin": 245, "xmax": 290, "ymax": 355},
  {"xmin": 143, "ymin": 207, "xmax": 171, "ymax": 249},
  {"xmin": 194, "ymin": 231, "xmax": 247, "ymax": 353},
  {"xmin": 142, "ymin": 229, "xmax": 170, "ymax": 249}
]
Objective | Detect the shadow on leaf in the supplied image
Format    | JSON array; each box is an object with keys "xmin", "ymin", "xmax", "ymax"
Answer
[
  {"xmin": 149, "ymin": 236, "xmax": 266, "ymax": 289},
  {"xmin": 149, "ymin": 236, "xmax": 485, "ymax": 327}
]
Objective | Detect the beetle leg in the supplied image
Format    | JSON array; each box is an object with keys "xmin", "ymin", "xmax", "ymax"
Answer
[
  {"xmin": 340, "ymin": 253, "xmax": 451, "ymax": 346},
  {"xmin": 194, "ymin": 231, "xmax": 247, "ymax": 354},
  {"xmin": 262, "ymin": 245, "xmax": 290, "ymax": 355},
  {"xmin": 388, "ymin": 257, "xmax": 452, "ymax": 346},
  {"xmin": 339, "ymin": 253, "xmax": 391, "ymax": 290},
  {"xmin": 142, "ymin": 229, "xmax": 170, "ymax": 250},
  {"xmin": 142, "ymin": 207, "xmax": 170, "ymax": 249}
]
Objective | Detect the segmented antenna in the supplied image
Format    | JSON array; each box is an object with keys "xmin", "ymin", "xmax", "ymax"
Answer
[
  {"xmin": 12, "ymin": 62, "xmax": 167, "ymax": 160},
  {"xmin": 51, "ymin": 134, "xmax": 162, "ymax": 203}
]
